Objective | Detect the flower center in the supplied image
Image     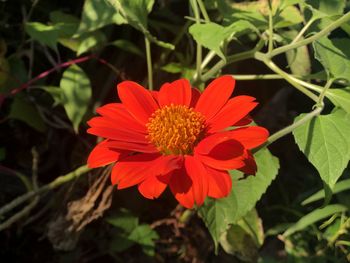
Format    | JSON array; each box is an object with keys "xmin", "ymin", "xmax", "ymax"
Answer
[{"xmin": 146, "ymin": 104, "xmax": 206, "ymax": 155}]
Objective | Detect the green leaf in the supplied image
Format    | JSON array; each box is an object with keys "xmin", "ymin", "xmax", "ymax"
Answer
[
  {"xmin": 76, "ymin": 0, "xmax": 125, "ymax": 35},
  {"xmin": 314, "ymin": 37, "xmax": 350, "ymax": 82},
  {"xmin": 25, "ymin": 22, "xmax": 59, "ymax": 50},
  {"xmin": 40, "ymin": 86, "xmax": 66, "ymax": 107},
  {"xmin": 129, "ymin": 224, "xmax": 159, "ymax": 256},
  {"xmin": 283, "ymin": 204, "xmax": 348, "ymax": 237},
  {"xmin": 106, "ymin": 0, "xmax": 174, "ymax": 49},
  {"xmin": 189, "ymin": 21, "xmax": 256, "ymax": 61},
  {"xmin": 293, "ymin": 109, "xmax": 350, "ymax": 191},
  {"xmin": 9, "ymin": 95, "xmax": 46, "ymax": 132},
  {"xmin": 59, "ymin": 64, "xmax": 91, "ymax": 132},
  {"xmin": 302, "ymin": 178, "xmax": 350, "ymax": 205},
  {"xmin": 219, "ymin": 209, "xmax": 264, "ymax": 262},
  {"xmin": 106, "ymin": 208, "xmax": 139, "ymax": 233},
  {"xmin": 325, "ymin": 87, "xmax": 350, "ymax": 114},
  {"xmin": 77, "ymin": 31, "xmax": 107, "ymax": 55},
  {"xmin": 306, "ymin": 0, "xmax": 345, "ymax": 16},
  {"xmin": 199, "ymin": 148, "xmax": 279, "ymax": 249},
  {"xmin": 110, "ymin": 39, "xmax": 144, "ymax": 57},
  {"xmin": 49, "ymin": 11, "xmax": 80, "ymax": 38}
]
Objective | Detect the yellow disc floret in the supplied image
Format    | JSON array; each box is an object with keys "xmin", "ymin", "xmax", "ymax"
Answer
[{"xmin": 146, "ymin": 104, "xmax": 206, "ymax": 155}]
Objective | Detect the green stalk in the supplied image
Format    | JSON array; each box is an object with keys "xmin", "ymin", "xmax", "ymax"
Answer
[
  {"xmin": 190, "ymin": 0, "xmax": 202, "ymax": 85},
  {"xmin": 269, "ymin": 12, "xmax": 350, "ymax": 58},
  {"xmin": 144, "ymin": 37, "xmax": 153, "ymax": 90},
  {"xmin": 196, "ymin": 0, "xmax": 210, "ymax": 22}
]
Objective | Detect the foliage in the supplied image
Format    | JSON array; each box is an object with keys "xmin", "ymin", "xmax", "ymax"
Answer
[{"xmin": 0, "ymin": 0, "xmax": 350, "ymax": 262}]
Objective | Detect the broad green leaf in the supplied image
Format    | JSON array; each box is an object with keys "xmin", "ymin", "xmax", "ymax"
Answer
[
  {"xmin": 76, "ymin": 0, "xmax": 125, "ymax": 35},
  {"xmin": 220, "ymin": 209, "xmax": 264, "ymax": 262},
  {"xmin": 302, "ymin": 178, "xmax": 350, "ymax": 205},
  {"xmin": 106, "ymin": 209, "xmax": 139, "ymax": 233},
  {"xmin": 40, "ymin": 86, "xmax": 65, "ymax": 107},
  {"xmin": 60, "ymin": 65, "xmax": 91, "ymax": 132},
  {"xmin": 110, "ymin": 39, "xmax": 144, "ymax": 57},
  {"xmin": 293, "ymin": 109, "xmax": 350, "ymax": 191},
  {"xmin": 50, "ymin": 11, "xmax": 80, "ymax": 38},
  {"xmin": 25, "ymin": 22, "xmax": 59, "ymax": 50},
  {"xmin": 283, "ymin": 204, "xmax": 348, "ymax": 237},
  {"xmin": 106, "ymin": 0, "xmax": 174, "ymax": 50},
  {"xmin": 217, "ymin": 0, "xmax": 303, "ymax": 29},
  {"xmin": 189, "ymin": 21, "xmax": 256, "ymax": 61},
  {"xmin": 314, "ymin": 37, "xmax": 350, "ymax": 82},
  {"xmin": 9, "ymin": 95, "xmax": 46, "ymax": 132},
  {"xmin": 77, "ymin": 31, "xmax": 107, "ymax": 55},
  {"xmin": 282, "ymin": 30, "xmax": 311, "ymax": 76},
  {"xmin": 325, "ymin": 87, "xmax": 350, "ymax": 114},
  {"xmin": 129, "ymin": 225, "xmax": 159, "ymax": 256},
  {"xmin": 306, "ymin": 0, "xmax": 345, "ymax": 16},
  {"xmin": 199, "ymin": 148, "xmax": 279, "ymax": 249}
]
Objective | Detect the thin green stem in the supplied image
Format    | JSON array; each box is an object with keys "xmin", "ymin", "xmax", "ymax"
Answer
[
  {"xmin": 201, "ymin": 50, "xmax": 216, "ymax": 70},
  {"xmin": 267, "ymin": 0, "xmax": 274, "ymax": 53},
  {"xmin": 318, "ymin": 78, "xmax": 334, "ymax": 105},
  {"xmin": 196, "ymin": 0, "xmax": 210, "ymax": 22},
  {"xmin": 0, "ymin": 165, "xmax": 90, "ymax": 218},
  {"xmin": 190, "ymin": 0, "xmax": 202, "ymax": 85},
  {"xmin": 259, "ymin": 105, "xmax": 323, "ymax": 148},
  {"xmin": 197, "ymin": 39, "xmax": 265, "ymax": 84},
  {"xmin": 255, "ymin": 52, "xmax": 319, "ymax": 102},
  {"xmin": 291, "ymin": 18, "xmax": 316, "ymax": 44},
  {"xmin": 144, "ymin": 37, "xmax": 153, "ymax": 90},
  {"xmin": 269, "ymin": 12, "xmax": 350, "ymax": 58},
  {"xmin": 232, "ymin": 74, "xmax": 285, "ymax": 80}
]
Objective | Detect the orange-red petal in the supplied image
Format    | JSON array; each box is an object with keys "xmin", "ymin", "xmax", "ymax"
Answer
[
  {"xmin": 117, "ymin": 81, "xmax": 159, "ymax": 124},
  {"xmin": 96, "ymin": 103, "xmax": 146, "ymax": 133},
  {"xmin": 190, "ymin": 88, "xmax": 201, "ymax": 107},
  {"xmin": 207, "ymin": 96, "xmax": 257, "ymax": 132},
  {"xmin": 228, "ymin": 126, "xmax": 269, "ymax": 149},
  {"xmin": 105, "ymin": 140, "xmax": 158, "ymax": 153},
  {"xmin": 87, "ymin": 140, "xmax": 127, "ymax": 168},
  {"xmin": 169, "ymin": 167, "xmax": 194, "ymax": 208},
  {"xmin": 87, "ymin": 117, "xmax": 148, "ymax": 143},
  {"xmin": 238, "ymin": 150, "xmax": 257, "ymax": 175},
  {"xmin": 138, "ymin": 173, "xmax": 171, "ymax": 199},
  {"xmin": 195, "ymin": 75, "xmax": 235, "ymax": 120},
  {"xmin": 205, "ymin": 166, "xmax": 232, "ymax": 198},
  {"xmin": 158, "ymin": 79, "xmax": 192, "ymax": 107}
]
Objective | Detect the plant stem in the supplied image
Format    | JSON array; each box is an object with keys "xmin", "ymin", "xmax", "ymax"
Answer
[
  {"xmin": 196, "ymin": 0, "xmax": 210, "ymax": 22},
  {"xmin": 144, "ymin": 37, "xmax": 153, "ymax": 90},
  {"xmin": 201, "ymin": 50, "xmax": 216, "ymax": 70},
  {"xmin": 0, "ymin": 165, "xmax": 90, "ymax": 218},
  {"xmin": 291, "ymin": 18, "xmax": 316, "ymax": 44},
  {"xmin": 233, "ymin": 74, "xmax": 286, "ymax": 80},
  {"xmin": 318, "ymin": 78, "xmax": 334, "ymax": 105},
  {"xmin": 255, "ymin": 52, "xmax": 319, "ymax": 102},
  {"xmin": 190, "ymin": 0, "xmax": 202, "ymax": 85},
  {"xmin": 259, "ymin": 105, "xmax": 323, "ymax": 148},
  {"xmin": 269, "ymin": 12, "xmax": 350, "ymax": 58},
  {"xmin": 267, "ymin": 0, "xmax": 274, "ymax": 53}
]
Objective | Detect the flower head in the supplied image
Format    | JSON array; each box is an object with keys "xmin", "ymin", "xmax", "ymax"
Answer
[{"xmin": 87, "ymin": 76, "xmax": 268, "ymax": 208}]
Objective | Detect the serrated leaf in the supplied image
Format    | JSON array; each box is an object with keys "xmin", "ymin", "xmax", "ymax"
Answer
[
  {"xmin": 40, "ymin": 86, "xmax": 66, "ymax": 107},
  {"xmin": 110, "ymin": 39, "xmax": 144, "ymax": 57},
  {"xmin": 325, "ymin": 87, "xmax": 350, "ymax": 114},
  {"xmin": 198, "ymin": 148, "xmax": 279, "ymax": 249},
  {"xmin": 60, "ymin": 64, "xmax": 91, "ymax": 132},
  {"xmin": 302, "ymin": 178, "xmax": 350, "ymax": 205},
  {"xmin": 9, "ymin": 95, "xmax": 46, "ymax": 132},
  {"xmin": 314, "ymin": 37, "xmax": 350, "ymax": 82},
  {"xmin": 293, "ymin": 109, "xmax": 350, "ymax": 191},
  {"xmin": 283, "ymin": 204, "xmax": 348, "ymax": 237},
  {"xmin": 129, "ymin": 224, "xmax": 159, "ymax": 256},
  {"xmin": 106, "ymin": 0, "xmax": 174, "ymax": 50},
  {"xmin": 25, "ymin": 22, "xmax": 59, "ymax": 51},
  {"xmin": 76, "ymin": 0, "xmax": 125, "ymax": 35},
  {"xmin": 77, "ymin": 31, "xmax": 107, "ymax": 55},
  {"xmin": 106, "ymin": 208, "xmax": 139, "ymax": 233},
  {"xmin": 189, "ymin": 21, "xmax": 257, "ymax": 61}
]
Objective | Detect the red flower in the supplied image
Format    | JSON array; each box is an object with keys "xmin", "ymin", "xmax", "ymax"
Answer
[{"xmin": 87, "ymin": 76, "xmax": 268, "ymax": 208}]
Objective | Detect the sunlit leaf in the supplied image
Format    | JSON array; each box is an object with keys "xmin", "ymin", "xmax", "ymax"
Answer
[
  {"xmin": 283, "ymin": 204, "xmax": 348, "ymax": 237},
  {"xmin": 199, "ymin": 148, "xmax": 279, "ymax": 249},
  {"xmin": 60, "ymin": 64, "xmax": 92, "ymax": 132},
  {"xmin": 293, "ymin": 109, "xmax": 350, "ymax": 191},
  {"xmin": 25, "ymin": 22, "xmax": 59, "ymax": 50},
  {"xmin": 325, "ymin": 87, "xmax": 350, "ymax": 113},
  {"xmin": 77, "ymin": 31, "xmax": 107, "ymax": 55}
]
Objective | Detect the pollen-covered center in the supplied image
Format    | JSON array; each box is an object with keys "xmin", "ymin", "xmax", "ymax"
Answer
[{"xmin": 146, "ymin": 104, "xmax": 206, "ymax": 155}]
